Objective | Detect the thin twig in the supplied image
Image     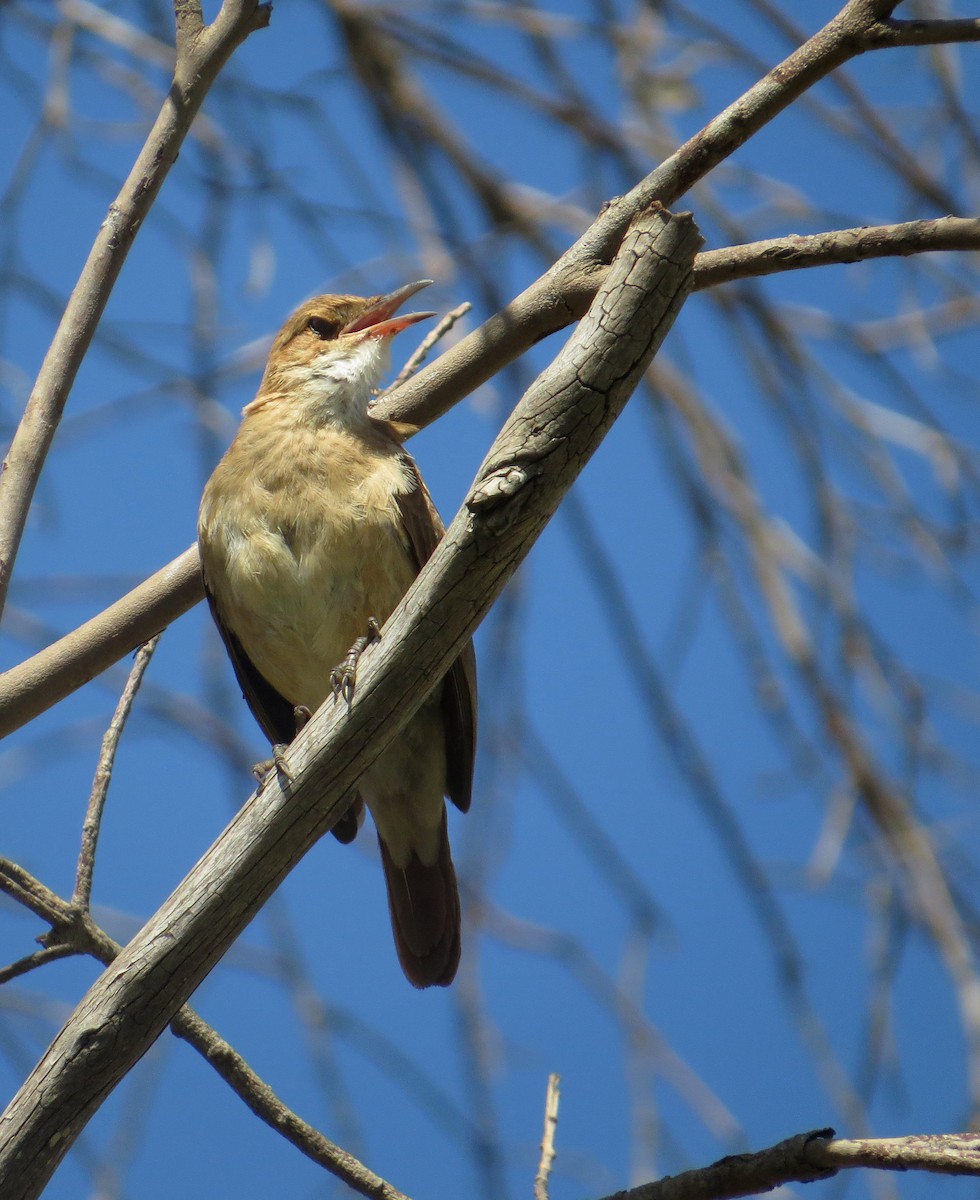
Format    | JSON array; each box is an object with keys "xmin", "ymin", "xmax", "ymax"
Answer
[
  {"xmin": 171, "ymin": 1012, "xmax": 412, "ymax": 1200},
  {"xmin": 534, "ymin": 1073, "xmax": 561, "ymax": 1200},
  {"xmin": 0, "ymin": 945, "xmax": 78, "ymax": 986},
  {"xmin": 0, "ymin": 859, "xmax": 74, "ymax": 928},
  {"xmin": 385, "ymin": 301, "xmax": 473, "ymax": 393},
  {"xmin": 73, "ymin": 634, "xmax": 162, "ymax": 910}
]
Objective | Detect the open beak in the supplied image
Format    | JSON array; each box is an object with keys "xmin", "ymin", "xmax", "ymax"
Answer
[{"xmin": 342, "ymin": 279, "xmax": 436, "ymax": 340}]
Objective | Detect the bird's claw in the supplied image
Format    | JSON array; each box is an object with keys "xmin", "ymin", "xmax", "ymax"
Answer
[
  {"xmin": 331, "ymin": 618, "xmax": 382, "ymax": 707},
  {"xmin": 252, "ymin": 742, "xmax": 292, "ymax": 791}
]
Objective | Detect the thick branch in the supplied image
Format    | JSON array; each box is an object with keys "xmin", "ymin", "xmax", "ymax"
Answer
[
  {"xmin": 0, "ymin": 0, "xmax": 270, "ymax": 619},
  {"xmin": 0, "ymin": 547, "xmax": 200, "ymax": 739},
  {"xmin": 0, "ymin": 203, "xmax": 701, "ymax": 1199},
  {"xmin": 0, "ymin": 860, "xmax": 411, "ymax": 1200},
  {"xmin": 597, "ymin": 1130, "xmax": 980, "ymax": 1200}
]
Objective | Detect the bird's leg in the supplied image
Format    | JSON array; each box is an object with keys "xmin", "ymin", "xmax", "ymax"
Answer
[
  {"xmin": 252, "ymin": 706, "xmax": 312, "ymax": 791},
  {"xmin": 331, "ymin": 617, "xmax": 382, "ymax": 707},
  {"xmin": 252, "ymin": 746, "xmax": 290, "ymax": 790}
]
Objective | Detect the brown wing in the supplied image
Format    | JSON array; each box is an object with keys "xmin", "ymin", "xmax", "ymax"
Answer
[
  {"xmin": 202, "ymin": 578, "xmax": 296, "ymax": 747},
  {"xmin": 390, "ymin": 444, "xmax": 478, "ymax": 814},
  {"xmin": 202, "ymin": 575, "xmax": 362, "ymax": 843}
]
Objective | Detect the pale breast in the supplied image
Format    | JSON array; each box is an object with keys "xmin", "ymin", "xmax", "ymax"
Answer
[{"xmin": 200, "ymin": 417, "xmax": 418, "ymax": 711}]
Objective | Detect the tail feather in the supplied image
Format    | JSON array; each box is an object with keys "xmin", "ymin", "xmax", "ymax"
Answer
[{"xmin": 377, "ymin": 810, "xmax": 460, "ymax": 988}]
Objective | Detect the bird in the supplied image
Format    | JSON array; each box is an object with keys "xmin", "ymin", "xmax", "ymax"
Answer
[{"xmin": 198, "ymin": 280, "xmax": 477, "ymax": 988}]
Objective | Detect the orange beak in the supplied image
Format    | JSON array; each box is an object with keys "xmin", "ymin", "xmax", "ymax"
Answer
[{"xmin": 342, "ymin": 279, "xmax": 435, "ymax": 340}]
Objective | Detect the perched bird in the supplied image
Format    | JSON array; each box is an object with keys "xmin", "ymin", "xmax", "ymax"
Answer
[{"xmin": 198, "ymin": 281, "xmax": 477, "ymax": 988}]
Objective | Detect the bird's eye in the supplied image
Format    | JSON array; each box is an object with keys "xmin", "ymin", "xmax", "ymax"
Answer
[{"xmin": 307, "ymin": 316, "xmax": 339, "ymax": 339}]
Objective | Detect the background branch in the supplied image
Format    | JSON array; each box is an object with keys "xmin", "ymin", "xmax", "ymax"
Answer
[{"xmin": 0, "ymin": 0, "xmax": 269, "ymax": 618}]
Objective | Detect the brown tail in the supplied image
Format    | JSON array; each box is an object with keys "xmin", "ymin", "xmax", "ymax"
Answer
[{"xmin": 377, "ymin": 809, "xmax": 460, "ymax": 988}]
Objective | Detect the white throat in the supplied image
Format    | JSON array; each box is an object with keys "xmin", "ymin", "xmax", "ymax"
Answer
[{"xmin": 287, "ymin": 337, "xmax": 392, "ymax": 428}]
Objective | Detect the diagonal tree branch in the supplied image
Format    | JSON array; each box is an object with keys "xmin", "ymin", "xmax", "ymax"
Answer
[
  {"xmin": 0, "ymin": 858, "xmax": 412, "ymax": 1200},
  {"xmin": 0, "ymin": 548, "xmax": 200, "ymax": 739},
  {"xmin": 692, "ymin": 217, "xmax": 980, "ymax": 289},
  {"xmin": 0, "ymin": 201, "xmax": 702, "ymax": 1200}
]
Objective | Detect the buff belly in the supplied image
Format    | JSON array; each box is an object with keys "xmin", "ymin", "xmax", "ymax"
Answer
[{"xmin": 206, "ymin": 506, "xmax": 447, "ymax": 867}]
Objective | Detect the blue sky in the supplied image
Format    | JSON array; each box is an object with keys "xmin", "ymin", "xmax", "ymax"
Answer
[{"xmin": 1, "ymin": 2, "xmax": 979, "ymax": 1198}]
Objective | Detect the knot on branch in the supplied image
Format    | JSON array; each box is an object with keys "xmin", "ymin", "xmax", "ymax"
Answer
[{"xmin": 468, "ymin": 462, "xmax": 541, "ymax": 532}]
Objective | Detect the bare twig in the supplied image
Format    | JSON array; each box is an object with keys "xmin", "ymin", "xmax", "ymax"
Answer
[
  {"xmin": 385, "ymin": 301, "xmax": 473, "ymax": 393},
  {"xmin": 534, "ymin": 1073, "xmax": 561, "ymax": 1200},
  {"xmin": 0, "ymin": 0, "xmax": 270, "ymax": 619},
  {"xmin": 0, "ymin": 945, "xmax": 78, "ymax": 986},
  {"xmin": 171, "ymin": 1011, "xmax": 412, "ymax": 1200},
  {"xmin": 0, "ymin": 859, "xmax": 74, "ymax": 928},
  {"xmin": 73, "ymin": 634, "xmax": 161, "ymax": 911}
]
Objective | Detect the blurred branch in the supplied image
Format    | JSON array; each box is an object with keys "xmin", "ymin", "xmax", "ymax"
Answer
[
  {"xmin": 0, "ymin": 203, "xmax": 701, "ymax": 1199},
  {"xmin": 667, "ymin": 364, "xmax": 980, "ymax": 1112},
  {"xmin": 0, "ymin": 0, "xmax": 270, "ymax": 620},
  {"xmin": 484, "ymin": 904, "xmax": 740, "ymax": 1145}
]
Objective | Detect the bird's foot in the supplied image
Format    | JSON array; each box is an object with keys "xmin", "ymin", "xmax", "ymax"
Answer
[
  {"xmin": 251, "ymin": 707, "xmax": 313, "ymax": 792},
  {"xmin": 252, "ymin": 742, "xmax": 292, "ymax": 791},
  {"xmin": 331, "ymin": 617, "xmax": 382, "ymax": 707}
]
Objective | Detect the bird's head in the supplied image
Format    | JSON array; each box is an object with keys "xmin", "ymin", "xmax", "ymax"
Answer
[{"xmin": 249, "ymin": 280, "xmax": 434, "ymax": 423}]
